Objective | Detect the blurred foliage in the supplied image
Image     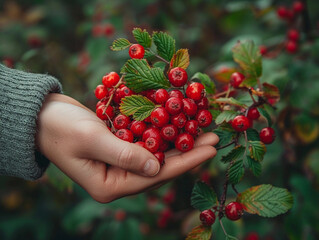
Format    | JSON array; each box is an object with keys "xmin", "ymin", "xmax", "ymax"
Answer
[{"xmin": 1, "ymin": 0, "xmax": 319, "ymax": 239}]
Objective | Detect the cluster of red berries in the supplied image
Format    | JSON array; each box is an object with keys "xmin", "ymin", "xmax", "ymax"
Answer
[
  {"xmin": 200, "ymin": 201, "xmax": 244, "ymax": 226},
  {"xmin": 229, "ymin": 72, "xmax": 276, "ymax": 144},
  {"xmin": 94, "ymin": 44, "xmax": 212, "ymax": 165}
]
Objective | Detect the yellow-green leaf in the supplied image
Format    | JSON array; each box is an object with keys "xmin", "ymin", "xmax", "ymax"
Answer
[
  {"xmin": 170, "ymin": 48, "xmax": 190, "ymax": 69},
  {"xmin": 111, "ymin": 38, "xmax": 131, "ymax": 51},
  {"xmin": 186, "ymin": 225, "xmax": 212, "ymax": 240}
]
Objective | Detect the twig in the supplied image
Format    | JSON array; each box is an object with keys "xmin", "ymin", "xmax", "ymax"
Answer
[
  {"xmin": 216, "ymin": 141, "xmax": 236, "ymax": 150},
  {"xmin": 148, "ymin": 49, "xmax": 170, "ymax": 64}
]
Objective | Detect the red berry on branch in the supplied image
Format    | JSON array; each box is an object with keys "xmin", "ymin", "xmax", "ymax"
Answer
[
  {"xmin": 102, "ymin": 72, "xmax": 120, "ymax": 88},
  {"xmin": 155, "ymin": 89, "xmax": 169, "ymax": 104},
  {"xmin": 186, "ymin": 82, "xmax": 205, "ymax": 101},
  {"xmin": 293, "ymin": 1, "xmax": 305, "ymax": 13},
  {"xmin": 129, "ymin": 44, "xmax": 145, "ymax": 59},
  {"xmin": 225, "ymin": 202, "xmax": 244, "ymax": 221},
  {"xmin": 145, "ymin": 137, "xmax": 160, "ymax": 153},
  {"xmin": 231, "ymin": 115, "xmax": 250, "ymax": 132},
  {"xmin": 114, "ymin": 209, "xmax": 126, "ymax": 222},
  {"xmin": 247, "ymin": 108, "xmax": 260, "ymax": 120},
  {"xmin": 168, "ymin": 67, "xmax": 188, "ymax": 87},
  {"xmin": 154, "ymin": 152, "xmax": 165, "ymax": 165},
  {"xmin": 2, "ymin": 57, "xmax": 14, "ymax": 68},
  {"xmin": 119, "ymin": 86, "xmax": 134, "ymax": 98},
  {"xmin": 104, "ymin": 23, "xmax": 115, "ymax": 37},
  {"xmin": 259, "ymin": 127, "xmax": 276, "ymax": 144},
  {"xmin": 287, "ymin": 29, "xmax": 300, "ymax": 42},
  {"xmin": 175, "ymin": 133, "xmax": 194, "ymax": 152},
  {"xmin": 277, "ymin": 6, "xmax": 288, "ymax": 19},
  {"xmin": 151, "ymin": 107, "xmax": 170, "ymax": 127},
  {"xmin": 94, "ymin": 85, "xmax": 108, "ymax": 100},
  {"xmin": 185, "ymin": 120, "xmax": 199, "ymax": 136},
  {"xmin": 285, "ymin": 40, "xmax": 298, "ymax": 54},
  {"xmin": 96, "ymin": 105, "xmax": 114, "ymax": 120},
  {"xmin": 171, "ymin": 112, "xmax": 187, "ymax": 129},
  {"xmin": 200, "ymin": 209, "xmax": 216, "ymax": 226},
  {"xmin": 259, "ymin": 45, "xmax": 267, "ymax": 56},
  {"xmin": 230, "ymin": 72, "xmax": 245, "ymax": 88},
  {"xmin": 196, "ymin": 110, "xmax": 213, "ymax": 128},
  {"xmin": 115, "ymin": 129, "xmax": 134, "ymax": 143},
  {"xmin": 160, "ymin": 124, "xmax": 179, "ymax": 142},
  {"xmin": 114, "ymin": 114, "xmax": 131, "ymax": 129},
  {"xmin": 197, "ymin": 97, "xmax": 209, "ymax": 110},
  {"xmin": 169, "ymin": 89, "xmax": 184, "ymax": 99},
  {"xmin": 130, "ymin": 120, "xmax": 147, "ymax": 137},
  {"xmin": 245, "ymin": 232, "xmax": 259, "ymax": 240},
  {"xmin": 183, "ymin": 98, "xmax": 198, "ymax": 117},
  {"xmin": 165, "ymin": 97, "xmax": 184, "ymax": 115}
]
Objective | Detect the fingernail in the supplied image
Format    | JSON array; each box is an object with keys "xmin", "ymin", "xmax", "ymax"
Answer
[{"xmin": 144, "ymin": 159, "xmax": 160, "ymax": 176}]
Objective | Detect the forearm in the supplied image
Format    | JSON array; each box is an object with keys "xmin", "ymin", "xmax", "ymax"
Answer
[{"xmin": 0, "ymin": 64, "xmax": 62, "ymax": 180}]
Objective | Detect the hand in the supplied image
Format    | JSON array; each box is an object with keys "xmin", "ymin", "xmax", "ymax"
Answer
[{"xmin": 36, "ymin": 93, "xmax": 219, "ymax": 203}]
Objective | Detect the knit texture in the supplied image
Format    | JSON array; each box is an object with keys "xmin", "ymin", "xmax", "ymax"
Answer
[{"xmin": 0, "ymin": 64, "xmax": 62, "ymax": 180}]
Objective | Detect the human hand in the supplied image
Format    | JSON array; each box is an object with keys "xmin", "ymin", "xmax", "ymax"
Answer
[{"xmin": 36, "ymin": 93, "xmax": 219, "ymax": 203}]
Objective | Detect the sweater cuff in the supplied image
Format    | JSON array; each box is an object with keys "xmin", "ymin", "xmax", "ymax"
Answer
[{"xmin": 0, "ymin": 64, "xmax": 62, "ymax": 180}]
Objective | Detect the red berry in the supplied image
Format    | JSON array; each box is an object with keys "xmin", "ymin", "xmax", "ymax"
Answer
[
  {"xmin": 185, "ymin": 120, "xmax": 199, "ymax": 136},
  {"xmin": 225, "ymin": 202, "xmax": 244, "ymax": 221},
  {"xmin": 230, "ymin": 72, "xmax": 245, "ymax": 88},
  {"xmin": 155, "ymin": 89, "xmax": 169, "ymax": 104},
  {"xmin": 96, "ymin": 105, "xmax": 114, "ymax": 120},
  {"xmin": 2, "ymin": 57, "xmax": 14, "ymax": 68},
  {"xmin": 130, "ymin": 120, "xmax": 147, "ymax": 137},
  {"xmin": 114, "ymin": 114, "xmax": 131, "ymax": 130},
  {"xmin": 158, "ymin": 140, "xmax": 169, "ymax": 152},
  {"xmin": 196, "ymin": 110, "xmax": 213, "ymax": 128},
  {"xmin": 285, "ymin": 9, "xmax": 295, "ymax": 21},
  {"xmin": 286, "ymin": 40, "xmax": 298, "ymax": 54},
  {"xmin": 119, "ymin": 86, "xmax": 134, "ymax": 98},
  {"xmin": 163, "ymin": 189, "xmax": 175, "ymax": 204},
  {"xmin": 112, "ymin": 88, "xmax": 122, "ymax": 104},
  {"xmin": 27, "ymin": 35, "xmax": 42, "ymax": 48},
  {"xmin": 259, "ymin": 127, "xmax": 276, "ymax": 144},
  {"xmin": 168, "ymin": 67, "xmax": 188, "ymax": 87},
  {"xmin": 197, "ymin": 97, "xmax": 209, "ymax": 110},
  {"xmin": 144, "ymin": 115, "xmax": 152, "ymax": 123},
  {"xmin": 104, "ymin": 23, "xmax": 115, "ymax": 37},
  {"xmin": 129, "ymin": 44, "xmax": 145, "ymax": 59},
  {"xmin": 169, "ymin": 90, "xmax": 184, "ymax": 99},
  {"xmin": 183, "ymin": 98, "xmax": 198, "ymax": 117},
  {"xmin": 186, "ymin": 82, "xmax": 205, "ymax": 101},
  {"xmin": 145, "ymin": 137, "xmax": 160, "ymax": 153},
  {"xmin": 142, "ymin": 127, "xmax": 161, "ymax": 142},
  {"xmin": 287, "ymin": 29, "xmax": 300, "ymax": 41},
  {"xmin": 92, "ymin": 24, "xmax": 104, "ymax": 37},
  {"xmin": 115, "ymin": 129, "xmax": 134, "ymax": 143},
  {"xmin": 175, "ymin": 133, "xmax": 194, "ymax": 152},
  {"xmin": 160, "ymin": 124, "xmax": 179, "ymax": 142},
  {"xmin": 277, "ymin": 6, "xmax": 287, "ymax": 19},
  {"xmin": 135, "ymin": 141, "xmax": 145, "ymax": 148},
  {"xmin": 259, "ymin": 45, "xmax": 267, "ymax": 56},
  {"xmin": 247, "ymin": 108, "xmax": 260, "ymax": 120},
  {"xmin": 96, "ymin": 99, "xmax": 107, "ymax": 109},
  {"xmin": 95, "ymin": 85, "xmax": 108, "ymax": 100},
  {"xmin": 142, "ymin": 89, "xmax": 156, "ymax": 103},
  {"xmin": 245, "ymin": 232, "xmax": 259, "ymax": 240},
  {"xmin": 200, "ymin": 209, "xmax": 216, "ymax": 226},
  {"xmin": 154, "ymin": 152, "xmax": 165, "ymax": 165},
  {"xmin": 165, "ymin": 97, "xmax": 184, "ymax": 115},
  {"xmin": 114, "ymin": 209, "xmax": 126, "ymax": 222},
  {"xmin": 171, "ymin": 113, "xmax": 187, "ymax": 129},
  {"xmin": 293, "ymin": 1, "xmax": 304, "ymax": 13},
  {"xmin": 231, "ymin": 115, "xmax": 250, "ymax": 132},
  {"xmin": 102, "ymin": 72, "xmax": 120, "ymax": 88},
  {"xmin": 151, "ymin": 107, "xmax": 170, "ymax": 127}
]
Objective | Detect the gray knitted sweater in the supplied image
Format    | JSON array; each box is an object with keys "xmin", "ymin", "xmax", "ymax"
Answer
[{"xmin": 0, "ymin": 64, "xmax": 62, "ymax": 180}]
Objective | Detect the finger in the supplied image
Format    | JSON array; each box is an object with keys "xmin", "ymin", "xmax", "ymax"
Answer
[
  {"xmin": 165, "ymin": 132, "xmax": 219, "ymax": 158},
  {"xmin": 84, "ymin": 129, "xmax": 160, "ymax": 177}
]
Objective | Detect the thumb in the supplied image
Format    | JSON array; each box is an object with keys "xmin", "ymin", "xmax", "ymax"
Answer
[{"xmin": 86, "ymin": 130, "xmax": 160, "ymax": 177}]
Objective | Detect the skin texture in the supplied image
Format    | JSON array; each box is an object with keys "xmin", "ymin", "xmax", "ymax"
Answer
[{"xmin": 36, "ymin": 93, "xmax": 219, "ymax": 203}]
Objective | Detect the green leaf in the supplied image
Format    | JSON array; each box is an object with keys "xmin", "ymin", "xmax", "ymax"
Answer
[
  {"xmin": 186, "ymin": 225, "xmax": 212, "ymax": 240},
  {"xmin": 248, "ymin": 141, "xmax": 266, "ymax": 162},
  {"xmin": 192, "ymin": 72, "xmax": 216, "ymax": 94},
  {"xmin": 120, "ymin": 95, "xmax": 156, "ymax": 121},
  {"xmin": 121, "ymin": 59, "xmax": 170, "ymax": 92},
  {"xmin": 221, "ymin": 146, "xmax": 245, "ymax": 163},
  {"xmin": 111, "ymin": 38, "xmax": 131, "ymax": 51},
  {"xmin": 213, "ymin": 128, "xmax": 235, "ymax": 147},
  {"xmin": 152, "ymin": 31, "xmax": 175, "ymax": 61},
  {"xmin": 191, "ymin": 182, "xmax": 218, "ymax": 211},
  {"xmin": 210, "ymin": 109, "xmax": 222, "ymax": 119},
  {"xmin": 240, "ymin": 77, "xmax": 257, "ymax": 88},
  {"xmin": 232, "ymin": 40, "xmax": 262, "ymax": 81},
  {"xmin": 215, "ymin": 97, "xmax": 247, "ymax": 108},
  {"xmin": 170, "ymin": 48, "xmax": 190, "ymax": 69},
  {"xmin": 226, "ymin": 235, "xmax": 239, "ymax": 240},
  {"xmin": 132, "ymin": 28, "xmax": 152, "ymax": 48},
  {"xmin": 144, "ymin": 50, "xmax": 156, "ymax": 61},
  {"xmin": 46, "ymin": 164, "xmax": 73, "ymax": 192},
  {"xmin": 228, "ymin": 159, "xmax": 245, "ymax": 184},
  {"xmin": 237, "ymin": 184, "xmax": 294, "ymax": 217},
  {"xmin": 246, "ymin": 128, "xmax": 260, "ymax": 141},
  {"xmin": 246, "ymin": 156, "xmax": 262, "ymax": 177},
  {"xmin": 215, "ymin": 110, "xmax": 238, "ymax": 125},
  {"xmin": 257, "ymin": 107, "xmax": 272, "ymax": 127}
]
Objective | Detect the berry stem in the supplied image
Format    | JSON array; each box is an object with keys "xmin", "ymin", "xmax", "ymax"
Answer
[
  {"xmin": 213, "ymin": 90, "xmax": 228, "ymax": 99},
  {"xmin": 232, "ymin": 184, "xmax": 239, "ymax": 195},
  {"xmin": 103, "ymin": 74, "xmax": 125, "ymax": 115},
  {"xmin": 216, "ymin": 140, "xmax": 236, "ymax": 150},
  {"xmin": 148, "ymin": 49, "xmax": 170, "ymax": 64}
]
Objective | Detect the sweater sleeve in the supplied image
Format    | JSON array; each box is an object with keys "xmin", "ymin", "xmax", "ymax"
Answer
[{"xmin": 0, "ymin": 64, "xmax": 62, "ymax": 180}]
